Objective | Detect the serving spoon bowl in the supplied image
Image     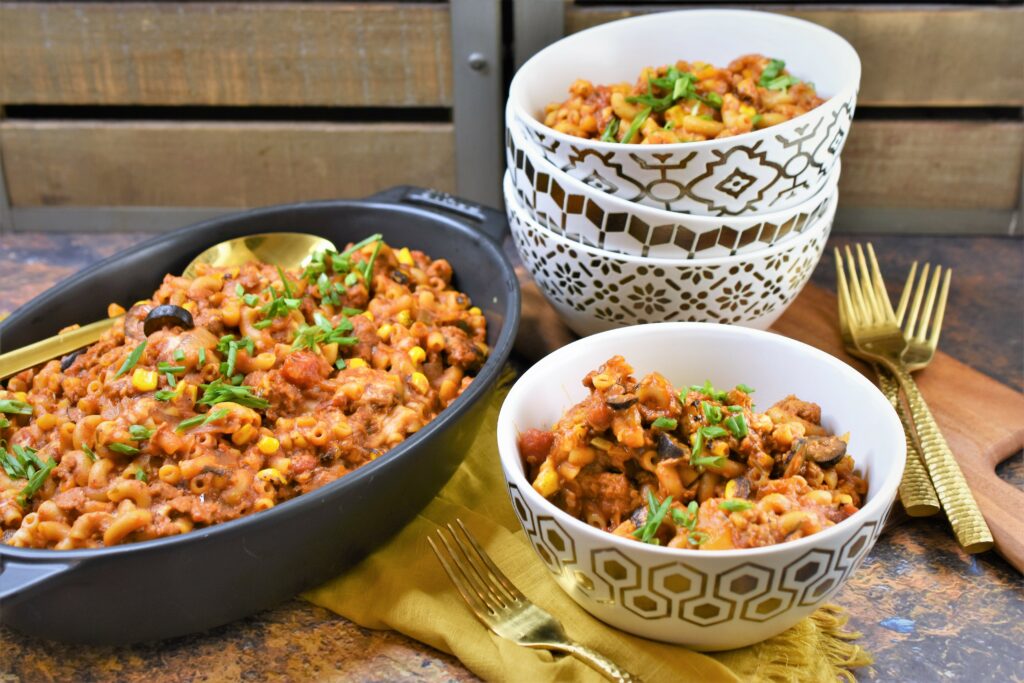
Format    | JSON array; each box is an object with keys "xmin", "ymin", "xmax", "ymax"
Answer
[{"xmin": 0, "ymin": 232, "xmax": 336, "ymax": 380}]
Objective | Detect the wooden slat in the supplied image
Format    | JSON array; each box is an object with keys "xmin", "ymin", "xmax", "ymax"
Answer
[
  {"xmin": 0, "ymin": 120, "xmax": 456, "ymax": 207},
  {"xmin": 0, "ymin": 2, "xmax": 452, "ymax": 106},
  {"xmin": 838, "ymin": 120, "xmax": 1023, "ymax": 210},
  {"xmin": 566, "ymin": 5, "xmax": 1024, "ymax": 107}
]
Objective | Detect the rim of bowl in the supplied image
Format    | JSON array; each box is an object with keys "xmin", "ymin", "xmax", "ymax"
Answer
[
  {"xmin": 509, "ymin": 9, "xmax": 860, "ymax": 154},
  {"xmin": 503, "ymin": 170, "xmax": 838, "ymax": 266},
  {"xmin": 506, "ymin": 112, "xmax": 842, "ymax": 226},
  {"xmin": 496, "ymin": 322, "xmax": 904, "ymax": 559}
]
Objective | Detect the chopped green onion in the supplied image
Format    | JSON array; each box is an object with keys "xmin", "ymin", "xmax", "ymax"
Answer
[
  {"xmin": 702, "ymin": 425, "xmax": 729, "ymax": 440},
  {"xmin": 727, "ymin": 405, "xmax": 744, "ymax": 413},
  {"xmin": 344, "ymin": 272, "xmax": 359, "ymax": 287},
  {"xmin": 702, "ymin": 401, "xmax": 722, "ymax": 424},
  {"xmin": 198, "ymin": 379, "xmax": 268, "ymax": 409},
  {"xmin": 173, "ymin": 348, "xmax": 186, "ymax": 362},
  {"xmin": 16, "ymin": 455, "xmax": 56, "ymax": 507},
  {"xmin": 652, "ymin": 417, "xmax": 678, "ymax": 430},
  {"xmin": 109, "ymin": 442, "xmax": 140, "ymax": 456},
  {"xmin": 621, "ymin": 106, "xmax": 652, "ymax": 144},
  {"xmin": 0, "ymin": 399, "xmax": 33, "ymax": 415},
  {"xmin": 691, "ymin": 452, "xmax": 726, "ymax": 469},
  {"xmin": 719, "ymin": 499, "xmax": 753, "ymax": 512},
  {"xmin": 725, "ymin": 414, "xmax": 749, "ymax": 439},
  {"xmin": 759, "ymin": 58, "xmax": 786, "ymax": 87},
  {"xmin": 335, "ymin": 358, "xmax": 347, "ymax": 370},
  {"xmin": 0, "ymin": 417, "xmax": 9, "ymax": 429},
  {"xmin": 765, "ymin": 75, "xmax": 799, "ymax": 92},
  {"xmin": 600, "ymin": 116, "xmax": 620, "ymax": 142},
  {"xmin": 342, "ymin": 307, "xmax": 363, "ymax": 317},
  {"xmin": 687, "ymin": 531, "xmax": 710, "ymax": 546},
  {"xmin": 235, "ymin": 283, "xmax": 245, "ymax": 297},
  {"xmin": 671, "ymin": 500, "xmax": 700, "ymax": 532},
  {"xmin": 114, "ymin": 341, "xmax": 147, "ymax": 379},
  {"xmin": 276, "ymin": 266, "xmax": 295, "ymax": 298},
  {"xmin": 154, "ymin": 390, "xmax": 176, "ymax": 401},
  {"xmin": 128, "ymin": 425, "xmax": 155, "ymax": 441},
  {"xmin": 82, "ymin": 444, "xmax": 97, "ymax": 462},
  {"xmin": 699, "ymin": 91, "xmax": 723, "ymax": 109},
  {"xmin": 736, "ymin": 384, "xmax": 755, "ymax": 394},
  {"xmin": 135, "ymin": 468, "xmax": 148, "ymax": 482},
  {"xmin": 751, "ymin": 113, "xmax": 763, "ymax": 127},
  {"xmin": 157, "ymin": 362, "xmax": 186, "ymax": 375},
  {"xmin": 165, "ymin": 373, "xmax": 177, "ymax": 388},
  {"xmin": 632, "ymin": 491, "xmax": 673, "ymax": 544},
  {"xmin": 253, "ymin": 319, "xmax": 273, "ymax": 330},
  {"xmin": 176, "ymin": 408, "xmax": 229, "ymax": 433},
  {"xmin": 198, "ymin": 348, "xmax": 207, "ymax": 366}
]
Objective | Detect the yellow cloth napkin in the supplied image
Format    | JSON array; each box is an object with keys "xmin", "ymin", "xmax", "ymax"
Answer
[{"xmin": 304, "ymin": 381, "xmax": 872, "ymax": 682}]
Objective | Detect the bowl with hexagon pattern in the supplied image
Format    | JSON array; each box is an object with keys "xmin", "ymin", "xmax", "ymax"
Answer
[
  {"xmin": 508, "ymin": 9, "xmax": 859, "ymax": 216},
  {"xmin": 496, "ymin": 322, "xmax": 903, "ymax": 650}
]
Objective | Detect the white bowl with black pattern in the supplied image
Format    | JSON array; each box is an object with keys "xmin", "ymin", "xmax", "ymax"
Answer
[
  {"xmin": 504, "ymin": 172, "xmax": 834, "ymax": 336},
  {"xmin": 496, "ymin": 323, "xmax": 903, "ymax": 650},
  {"xmin": 506, "ymin": 115, "xmax": 840, "ymax": 259},
  {"xmin": 508, "ymin": 9, "xmax": 859, "ymax": 216}
]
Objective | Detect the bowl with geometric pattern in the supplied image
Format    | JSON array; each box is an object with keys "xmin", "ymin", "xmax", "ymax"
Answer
[
  {"xmin": 504, "ymin": 171, "xmax": 834, "ymax": 336},
  {"xmin": 496, "ymin": 323, "xmax": 903, "ymax": 650},
  {"xmin": 506, "ymin": 114, "xmax": 840, "ymax": 259},
  {"xmin": 508, "ymin": 10, "xmax": 859, "ymax": 217}
]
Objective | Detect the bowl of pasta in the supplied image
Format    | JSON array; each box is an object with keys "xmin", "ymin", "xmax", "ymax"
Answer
[
  {"xmin": 507, "ymin": 9, "xmax": 860, "ymax": 216},
  {"xmin": 496, "ymin": 323, "xmax": 903, "ymax": 650},
  {"xmin": 506, "ymin": 111, "xmax": 840, "ymax": 259},
  {"xmin": 504, "ymin": 171, "xmax": 835, "ymax": 336}
]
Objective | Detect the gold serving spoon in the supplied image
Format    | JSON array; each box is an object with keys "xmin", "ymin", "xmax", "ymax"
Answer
[{"xmin": 0, "ymin": 232, "xmax": 336, "ymax": 380}]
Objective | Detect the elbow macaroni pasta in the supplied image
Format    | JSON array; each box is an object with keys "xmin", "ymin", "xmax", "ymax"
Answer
[{"xmin": 1, "ymin": 238, "xmax": 488, "ymax": 549}]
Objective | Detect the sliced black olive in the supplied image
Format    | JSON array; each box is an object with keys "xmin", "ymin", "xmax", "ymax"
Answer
[
  {"xmin": 656, "ymin": 432, "xmax": 690, "ymax": 463},
  {"xmin": 729, "ymin": 476, "xmax": 752, "ymax": 500},
  {"xmin": 605, "ymin": 394, "xmax": 638, "ymax": 410},
  {"xmin": 803, "ymin": 435, "xmax": 847, "ymax": 467},
  {"xmin": 60, "ymin": 349, "xmax": 83, "ymax": 371},
  {"xmin": 390, "ymin": 269, "xmax": 409, "ymax": 285},
  {"xmin": 629, "ymin": 504, "xmax": 648, "ymax": 529},
  {"xmin": 143, "ymin": 305, "xmax": 194, "ymax": 336}
]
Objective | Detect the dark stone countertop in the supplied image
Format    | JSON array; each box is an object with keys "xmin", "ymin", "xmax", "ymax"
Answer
[{"xmin": 0, "ymin": 231, "xmax": 1021, "ymax": 682}]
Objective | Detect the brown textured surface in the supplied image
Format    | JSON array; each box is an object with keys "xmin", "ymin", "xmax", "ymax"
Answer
[{"xmin": 1, "ymin": 231, "xmax": 1022, "ymax": 682}]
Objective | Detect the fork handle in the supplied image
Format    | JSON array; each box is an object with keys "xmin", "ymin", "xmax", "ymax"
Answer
[
  {"xmin": 545, "ymin": 642, "xmax": 641, "ymax": 683},
  {"xmin": 875, "ymin": 368, "xmax": 941, "ymax": 517},
  {"xmin": 888, "ymin": 364, "xmax": 994, "ymax": 553}
]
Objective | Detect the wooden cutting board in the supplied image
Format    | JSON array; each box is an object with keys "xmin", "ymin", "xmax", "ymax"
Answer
[{"xmin": 515, "ymin": 271, "xmax": 1024, "ymax": 572}]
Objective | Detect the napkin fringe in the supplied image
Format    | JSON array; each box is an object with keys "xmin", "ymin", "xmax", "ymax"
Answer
[{"xmin": 743, "ymin": 604, "xmax": 872, "ymax": 682}]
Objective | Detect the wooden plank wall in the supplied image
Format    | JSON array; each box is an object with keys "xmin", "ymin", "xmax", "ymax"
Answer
[
  {"xmin": 564, "ymin": 3, "xmax": 1024, "ymax": 233},
  {"xmin": 0, "ymin": 1, "xmax": 457, "ymax": 227}
]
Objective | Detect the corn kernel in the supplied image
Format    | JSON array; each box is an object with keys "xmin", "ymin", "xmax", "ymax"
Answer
[
  {"xmin": 13, "ymin": 392, "xmax": 28, "ymax": 402},
  {"xmin": 182, "ymin": 301, "xmax": 197, "ymax": 315},
  {"xmin": 132, "ymin": 369, "xmax": 159, "ymax": 392},
  {"xmin": 533, "ymin": 468, "xmax": 560, "ymax": 498},
  {"xmin": 837, "ymin": 494, "xmax": 853, "ymax": 506},
  {"xmin": 410, "ymin": 372, "xmax": 430, "ymax": 394},
  {"xmin": 257, "ymin": 436, "xmax": 280, "ymax": 455},
  {"xmin": 107, "ymin": 303, "xmax": 126, "ymax": 317},
  {"xmin": 468, "ymin": 306, "xmax": 482, "ymax": 316},
  {"xmin": 36, "ymin": 413, "xmax": 58, "ymax": 430},
  {"xmin": 740, "ymin": 104, "xmax": 757, "ymax": 118},
  {"xmin": 347, "ymin": 358, "xmax": 368, "ymax": 369},
  {"xmin": 426, "ymin": 331, "xmax": 445, "ymax": 352},
  {"xmin": 396, "ymin": 247, "xmax": 414, "ymax": 266},
  {"xmin": 257, "ymin": 468, "xmax": 287, "ymax": 485},
  {"xmin": 377, "ymin": 324, "xmax": 393, "ymax": 341},
  {"xmin": 408, "ymin": 346, "xmax": 426, "ymax": 364},
  {"xmin": 361, "ymin": 311, "xmax": 375, "ymax": 321},
  {"xmin": 395, "ymin": 310, "xmax": 411, "ymax": 327},
  {"xmin": 231, "ymin": 424, "xmax": 256, "ymax": 446},
  {"xmin": 711, "ymin": 440, "xmax": 730, "ymax": 457},
  {"xmin": 724, "ymin": 479, "xmax": 738, "ymax": 499}
]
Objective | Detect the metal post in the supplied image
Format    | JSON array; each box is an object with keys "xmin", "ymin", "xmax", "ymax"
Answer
[
  {"xmin": 450, "ymin": 0, "xmax": 503, "ymax": 208},
  {"xmin": 513, "ymin": 0, "xmax": 565, "ymax": 69}
]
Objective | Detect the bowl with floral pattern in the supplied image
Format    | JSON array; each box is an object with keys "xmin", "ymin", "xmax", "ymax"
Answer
[
  {"xmin": 504, "ymin": 171, "xmax": 834, "ymax": 337},
  {"xmin": 508, "ymin": 10, "xmax": 859, "ymax": 216}
]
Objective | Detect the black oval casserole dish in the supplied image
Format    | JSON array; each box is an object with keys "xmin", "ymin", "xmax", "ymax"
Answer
[{"xmin": 0, "ymin": 186, "xmax": 520, "ymax": 644}]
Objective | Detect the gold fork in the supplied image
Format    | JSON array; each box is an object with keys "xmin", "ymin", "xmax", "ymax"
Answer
[
  {"xmin": 429, "ymin": 520, "xmax": 640, "ymax": 683},
  {"xmin": 837, "ymin": 245, "xmax": 993, "ymax": 553},
  {"xmin": 835, "ymin": 254, "xmax": 939, "ymax": 517}
]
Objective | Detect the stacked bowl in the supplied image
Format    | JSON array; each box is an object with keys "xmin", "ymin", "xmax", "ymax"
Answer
[{"xmin": 504, "ymin": 9, "xmax": 860, "ymax": 336}]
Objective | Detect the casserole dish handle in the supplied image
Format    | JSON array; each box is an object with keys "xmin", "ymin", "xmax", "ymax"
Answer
[
  {"xmin": 0, "ymin": 557, "xmax": 75, "ymax": 603},
  {"xmin": 368, "ymin": 186, "xmax": 508, "ymax": 245}
]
